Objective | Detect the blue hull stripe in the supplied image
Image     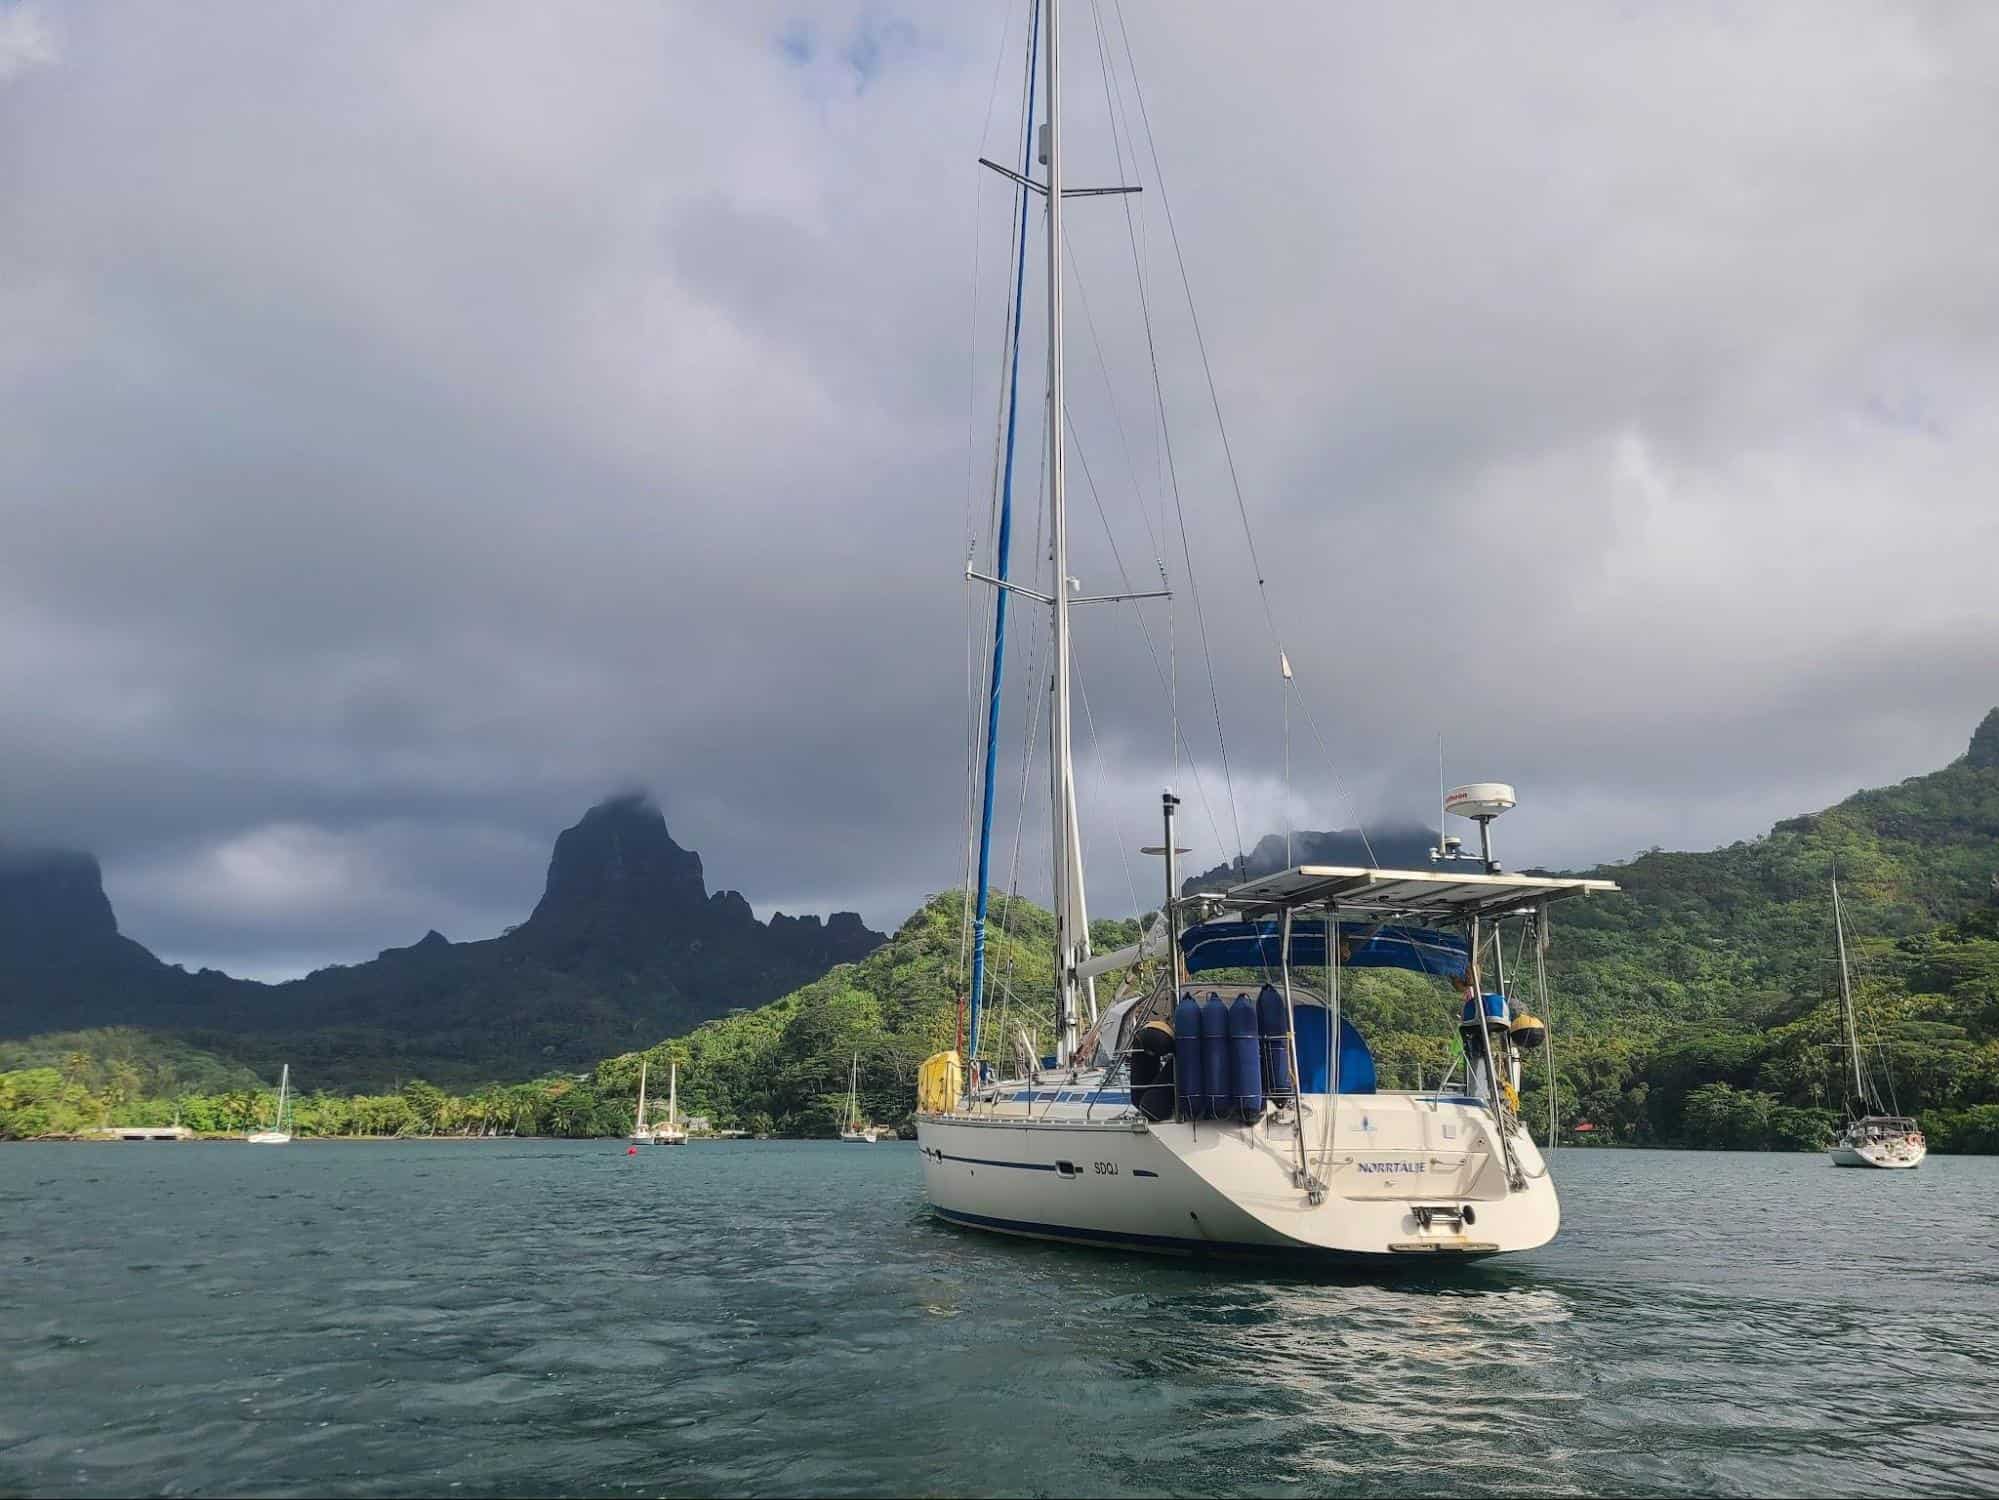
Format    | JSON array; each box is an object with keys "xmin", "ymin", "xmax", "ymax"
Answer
[{"xmin": 936, "ymin": 1151, "xmax": 1056, "ymax": 1172}]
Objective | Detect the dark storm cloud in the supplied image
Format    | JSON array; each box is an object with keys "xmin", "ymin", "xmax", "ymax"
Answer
[{"xmin": 3, "ymin": 1, "xmax": 1994, "ymax": 976}]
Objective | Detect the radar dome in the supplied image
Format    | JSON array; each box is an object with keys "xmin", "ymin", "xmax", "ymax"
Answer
[{"xmin": 1445, "ymin": 783, "xmax": 1516, "ymax": 820}]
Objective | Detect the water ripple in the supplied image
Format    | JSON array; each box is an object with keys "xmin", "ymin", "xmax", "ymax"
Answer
[{"xmin": 1, "ymin": 1142, "xmax": 1995, "ymax": 1497}]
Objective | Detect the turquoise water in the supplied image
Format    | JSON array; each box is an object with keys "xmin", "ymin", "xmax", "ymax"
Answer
[{"xmin": 2, "ymin": 1141, "xmax": 1995, "ymax": 1497}]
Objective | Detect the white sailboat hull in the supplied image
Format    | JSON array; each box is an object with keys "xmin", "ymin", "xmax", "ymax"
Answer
[
  {"xmin": 839, "ymin": 1128, "xmax": 878, "ymax": 1144},
  {"xmin": 1830, "ymin": 1140, "xmax": 1925, "ymax": 1169},
  {"xmin": 917, "ymin": 1090, "xmax": 1557, "ymax": 1261},
  {"xmin": 248, "ymin": 1063, "xmax": 293, "ymax": 1143}
]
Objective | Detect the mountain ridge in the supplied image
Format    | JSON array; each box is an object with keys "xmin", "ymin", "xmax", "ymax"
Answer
[{"xmin": 0, "ymin": 795, "xmax": 884, "ymax": 1089}]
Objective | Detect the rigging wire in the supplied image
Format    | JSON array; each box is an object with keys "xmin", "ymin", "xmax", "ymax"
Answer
[
  {"xmin": 1062, "ymin": 211, "xmax": 1166, "ymax": 582},
  {"xmin": 1103, "ymin": 0, "xmax": 1378, "ymax": 867},
  {"xmin": 1071, "ymin": 633, "xmax": 1144, "ymax": 925},
  {"xmin": 1535, "ymin": 917, "xmax": 1559, "ymax": 1150},
  {"xmin": 1060, "ymin": 225, "xmax": 1238, "ymax": 883},
  {"xmin": 1076, "ymin": 0, "xmax": 1243, "ymax": 883},
  {"xmin": 1064, "ymin": 405, "xmax": 1230, "ymax": 870}
]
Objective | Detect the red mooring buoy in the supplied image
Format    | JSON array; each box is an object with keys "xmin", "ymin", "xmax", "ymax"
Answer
[{"xmin": 626, "ymin": 1145, "xmax": 638, "ymax": 1156}]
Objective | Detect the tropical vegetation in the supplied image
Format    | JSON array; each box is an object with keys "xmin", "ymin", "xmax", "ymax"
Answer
[{"xmin": 4, "ymin": 711, "xmax": 1995, "ymax": 1152}]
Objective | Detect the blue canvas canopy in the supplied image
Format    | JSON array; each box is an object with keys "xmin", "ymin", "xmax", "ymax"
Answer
[
  {"xmin": 1179, "ymin": 917, "xmax": 1469, "ymax": 980},
  {"xmin": 1290, "ymin": 997, "xmax": 1377, "ymax": 1094}
]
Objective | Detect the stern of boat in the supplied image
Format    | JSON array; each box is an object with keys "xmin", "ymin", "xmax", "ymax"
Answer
[
  {"xmin": 1152, "ymin": 1092, "xmax": 1558, "ymax": 1258},
  {"xmin": 917, "ymin": 1090, "xmax": 1557, "ymax": 1262}
]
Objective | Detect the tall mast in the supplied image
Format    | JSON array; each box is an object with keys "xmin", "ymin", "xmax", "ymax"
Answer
[
  {"xmin": 1832, "ymin": 879, "xmax": 1867, "ymax": 1107},
  {"xmin": 668, "ymin": 1060, "xmax": 678, "ymax": 1130},
  {"xmin": 636, "ymin": 1057, "xmax": 648, "ymax": 1131},
  {"xmin": 966, "ymin": 0, "xmax": 1043, "ymax": 1071},
  {"xmin": 1044, "ymin": 0, "xmax": 1090, "ymax": 1066}
]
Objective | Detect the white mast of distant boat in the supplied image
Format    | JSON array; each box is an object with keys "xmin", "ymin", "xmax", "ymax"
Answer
[
  {"xmin": 658, "ymin": 1059, "xmax": 687, "ymax": 1145},
  {"xmin": 247, "ymin": 1063, "xmax": 291, "ymax": 1145},
  {"xmin": 1833, "ymin": 880, "xmax": 1868, "ymax": 1107},
  {"xmin": 1828, "ymin": 877, "xmax": 1925, "ymax": 1168},
  {"xmin": 840, "ymin": 1051, "xmax": 877, "ymax": 1143},
  {"xmin": 629, "ymin": 1057, "xmax": 651, "ymax": 1143}
]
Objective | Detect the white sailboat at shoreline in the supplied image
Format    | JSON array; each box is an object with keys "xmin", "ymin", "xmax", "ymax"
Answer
[
  {"xmin": 839, "ymin": 1053, "xmax": 877, "ymax": 1143},
  {"xmin": 655, "ymin": 1060, "xmax": 688, "ymax": 1146},
  {"xmin": 631, "ymin": 1056, "xmax": 688, "ymax": 1144},
  {"xmin": 629, "ymin": 1057, "xmax": 654, "ymax": 1144},
  {"xmin": 911, "ymin": 0, "xmax": 1617, "ymax": 1262},
  {"xmin": 247, "ymin": 1064, "xmax": 292, "ymax": 1145},
  {"xmin": 1826, "ymin": 880, "xmax": 1925, "ymax": 1169}
]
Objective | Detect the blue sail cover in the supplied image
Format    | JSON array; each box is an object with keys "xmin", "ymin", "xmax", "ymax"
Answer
[{"xmin": 1179, "ymin": 918, "xmax": 1469, "ymax": 980}]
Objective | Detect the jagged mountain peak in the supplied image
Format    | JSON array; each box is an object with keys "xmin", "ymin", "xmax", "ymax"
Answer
[
  {"xmin": 519, "ymin": 793, "xmax": 709, "ymax": 944},
  {"xmin": 1967, "ymin": 706, "xmax": 1999, "ymax": 771},
  {"xmin": 0, "ymin": 846, "xmax": 119, "ymax": 951},
  {"xmin": 501, "ymin": 792, "xmax": 885, "ymax": 987},
  {"xmin": 0, "ymin": 793, "xmax": 885, "ymax": 1087}
]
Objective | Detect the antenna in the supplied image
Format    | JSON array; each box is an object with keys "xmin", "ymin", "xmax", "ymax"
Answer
[
  {"xmin": 1428, "ymin": 733, "xmax": 1463, "ymax": 863},
  {"xmin": 1281, "ymin": 653, "xmax": 1293, "ymax": 869},
  {"xmin": 1141, "ymin": 789, "xmax": 1190, "ymax": 987}
]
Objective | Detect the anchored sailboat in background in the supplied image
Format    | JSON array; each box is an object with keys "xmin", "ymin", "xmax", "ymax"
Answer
[
  {"xmin": 840, "ymin": 1053, "xmax": 877, "ymax": 1143},
  {"xmin": 247, "ymin": 1064, "xmax": 292, "ymax": 1145},
  {"xmin": 630, "ymin": 1056, "xmax": 689, "ymax": 1145},
  {"xmin": 630, "ymin": 1058, "xmax": 654, "ymax": 1144},
  {"xmin": 655, "ymin": 1061, "xmax": 688, "ymax": 1146},
  {"xmin": 1826, "ymin": 880, "xmax": 1925, "ymax": 1169},
  {"xmin": 912, "ymin": 0, "xmax": 1617, "ymax": 1261}
]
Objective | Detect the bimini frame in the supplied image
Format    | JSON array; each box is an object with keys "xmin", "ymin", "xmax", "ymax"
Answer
[{"xmin": 1192, "ymin": 864, "xmax": 1618, "ymax": 1199}]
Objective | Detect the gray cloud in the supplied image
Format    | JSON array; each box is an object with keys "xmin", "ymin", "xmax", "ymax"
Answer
[{"xmin": 3, "ymin": 1, "xmax": 1994, "ymax": 977}]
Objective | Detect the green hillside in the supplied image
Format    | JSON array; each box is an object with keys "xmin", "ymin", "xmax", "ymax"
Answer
[
  {"xmin": 1534, "ymin": 709, "xmax": 1999, "ymax": 1148},
  {"xmin": 8, "ymin": 712, "xmax": 1993, "ymax": 1150},
  {"xmin": 593, "ymin": 709, "xmax": 1999, "ymax": 1152},
  {"xmin": 589, "ymin": 895, "xmax": 1136, "ymax": 1137},
  {"xmin": 0, "ymin": 1023, "xmax": 641, "ymax": 1141},
  {"xmin": 0, "ymin": 1028, "xmax": 265, "ymax": 1099}
]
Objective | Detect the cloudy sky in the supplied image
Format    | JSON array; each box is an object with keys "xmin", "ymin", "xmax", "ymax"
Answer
[{"xmin": 4, "ymin": 1, "xmax": 1994, "ymax": 980}]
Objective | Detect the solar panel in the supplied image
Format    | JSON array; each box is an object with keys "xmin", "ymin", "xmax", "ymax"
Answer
[{"xmin": 1214, "ymin": 864, "xmax": 1619, "ymax": 921}]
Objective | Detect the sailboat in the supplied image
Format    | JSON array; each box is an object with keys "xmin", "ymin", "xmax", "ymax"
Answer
[
  {"xmin": 912, "ymin": 0, "xmax": 1619, "ymax": 1261},
  {"xmin": 629, "ymin": 1057, "xmax": 654, "ymax": 1144},
  {"xmin": 1826, "ymin": 880, "xmax": 1924, "ymax": 1169},
  {"xmin": 246, "ymin": 1064, "xmax": 292, "ymax": 1145},
  {"xmin": 839, "ymin": 1053, "xmax": 877, "ymax": 1143},
  {"xmin": 653, "ymin": 1060, "xmax": 688, "ymax": 1146}
]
